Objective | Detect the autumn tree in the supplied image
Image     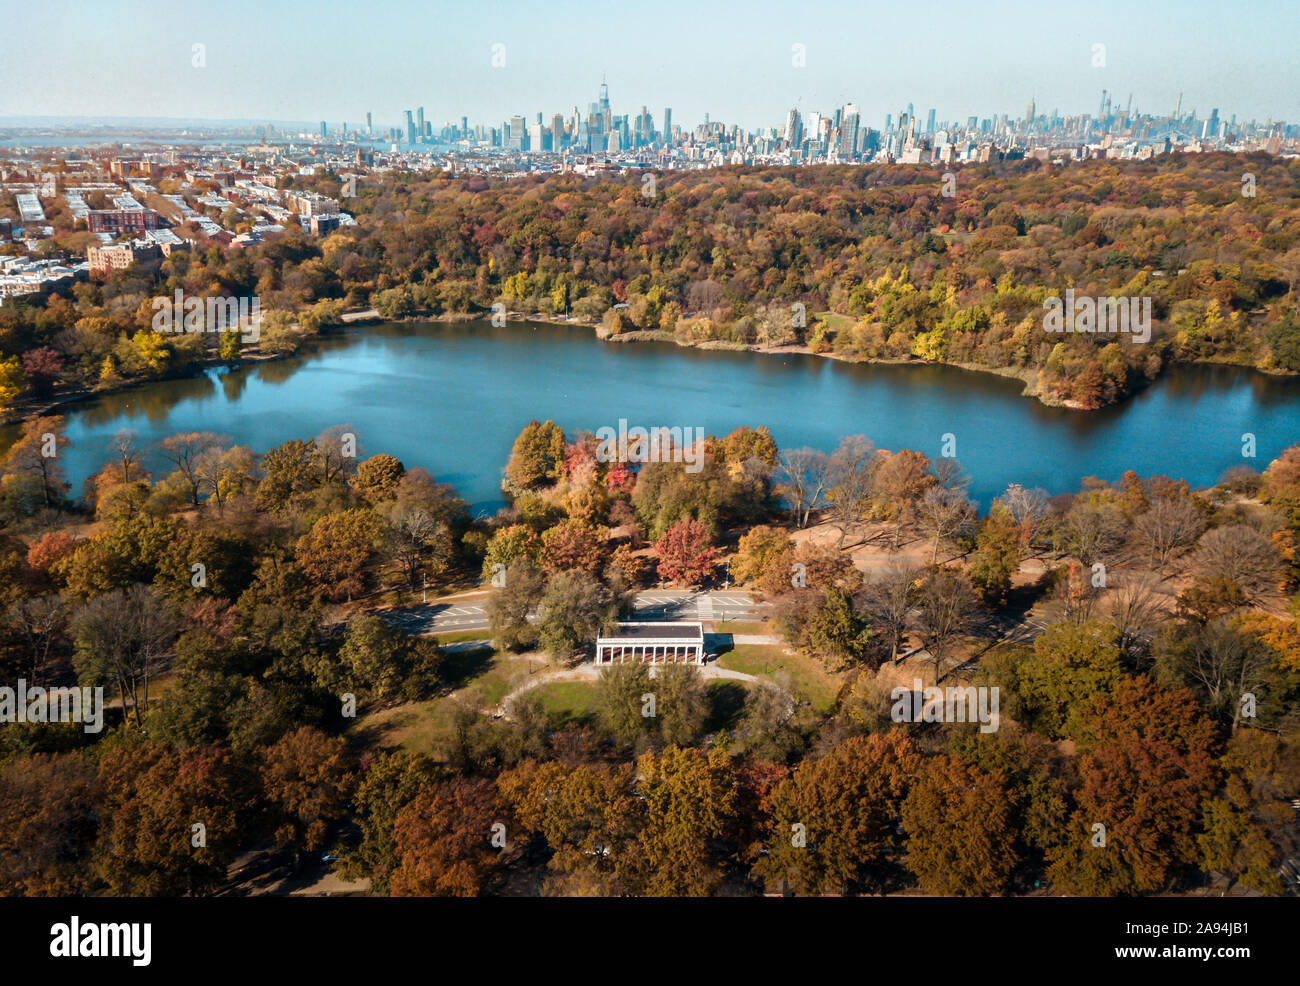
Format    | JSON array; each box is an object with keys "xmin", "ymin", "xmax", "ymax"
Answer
[
  {"xmin": 260, "ymin": 726, "xmax": 355, "ymax": 859},
  {"xmin": 505, "ymin": 419, "xmax": 566, "ymax": 490},
  {"xmin": 339, "ymin": 750, "xmax": 440, "ymax": 894},
  {"xmin": 295, "ymin": 508, "xmax": 385, "ymax": 601},
  {"xmin": 653, "ymin": 517, "xmax": 716, "ymax": 586},
  {"xmin": 872, "ymin": 449, "xmax": 934, "ymax": 549},
  {"xmin": 390, "ymin": 777, "xmax": 502, "ymax": 896},
  {"xmin": 622, "ymin": 746, "xmax": 738, "ymax": 896},
  {"xmin": 0, "ymin": 753, "xmax": 96, "ymax": 896},
  {"xmin": 539, "ymin": 519, "xmax": 607, "ymax": 577},
  {"xmin": 94, "ymin": 742, "xmax": 243, "ymax": 896},
  {"xmin": 157, "ymin": 431, "xmax": 228, "ymax": 507},
  {"xmin": 758, "ymin": 732, "xmax": 921, "ymax": 895},
  {"xmin": 351, "ymin": 453, "xmax": 406, "ymax": 503},
  {"xmin": 1047, "ymin": 677, "xmax": 1219, "ymax": 895},
  {"xmin": 901, "ymin": 755, "xmax": 1018, "ymax": 896},
  {"xmin": 1, "ymin": 416, "xmax": 71, "ymax": 511},
  {"xmin": 732, "ymin": 525, "xmax": 792, "ymax": 587}
]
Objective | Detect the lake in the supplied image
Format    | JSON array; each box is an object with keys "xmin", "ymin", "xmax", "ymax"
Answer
[{"xmin": 6, "ymin": 320, "xmax": 1300, "ymax": 513}]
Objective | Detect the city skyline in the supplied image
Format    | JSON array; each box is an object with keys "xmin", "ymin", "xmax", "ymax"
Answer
[{"xmin": 2, "ymin": 0, "xmax": 1299, "ymax": 127}]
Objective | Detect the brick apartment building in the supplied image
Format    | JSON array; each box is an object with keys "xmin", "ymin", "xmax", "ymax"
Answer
[
  {"xmin": 87, "ymin": 240, "xmax": 163, "ymax": 276},
  {"xmin": 87, "ymin": 209, "xmax": 160, "ymax": 234}
]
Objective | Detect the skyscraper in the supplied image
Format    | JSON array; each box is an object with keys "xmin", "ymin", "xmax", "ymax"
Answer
[
  {"xmin": 365, "ymin": 111, "xmax": 372, "ymax": 135},
  {"xmin": 839, "ymin": 104, "xmax": 860, "ymax": 157},
  {"xmin": 662, "ymin": 107, "xmax": 671, "ymax": 142},
  {"xmin": 405, "ymin": 110, "xmax": 415, "ymax": 145},
  {"xmin": 320, "ymin": 121, "xmax": 327, "ymax": 138},
  {"xmin": 926, "ymin": 108, "xmax": 936, "ymax": 134},
  {"xmin": 508, "ymin": 114, "xmax": 526, "ymax": 151},
  {"xmin": 785, "ymin": 108, "xmax": 803, "ymax": 149},
  {"xmin": 416, "ymin": 107, "xmax": 425, "ymax": 141}
]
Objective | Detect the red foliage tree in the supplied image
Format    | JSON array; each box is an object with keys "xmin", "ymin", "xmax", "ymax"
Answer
[{"xmin": 653, "ymin": 518, "xmax": 716, "ymax": 587}]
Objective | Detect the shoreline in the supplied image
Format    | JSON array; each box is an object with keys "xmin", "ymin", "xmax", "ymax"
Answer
[{"xmin": 2, "ymin": 307, "xmax": 1294, "ymax": 429}]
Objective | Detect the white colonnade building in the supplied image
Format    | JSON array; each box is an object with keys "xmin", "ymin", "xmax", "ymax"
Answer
[{"xmin": 594, "ymin": 622, "xmax": 705, "ymax": 665}]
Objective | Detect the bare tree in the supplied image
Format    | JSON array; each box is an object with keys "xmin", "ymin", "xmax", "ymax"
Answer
[
  {"xmin": 995, "ymin": 483, "xmax": 1049, "ymax": 551},
  {"xmin": 157, "ymin": 432, "xmax": 228, "ymax": 507},
  {"xmin": 1132, "ymin": 496, "xmax": 1205, "ymax": 575},
  {"xmin": 1159, "ymin": 619, "xmax": 1273, "ymax": 734},
  {"xmin": 1106, "ymin": 572, "xmax": 1164, "ymax": 657},
  {"xmin": 1280, "ymin": 245, "xmax": 1300, "ymax": 298},
  {"xmin": 1191, "ymin": 525, "xmax": 1284, "ymax": 601},
  {"xmin": 109, "ymin": 429, "xmax": 145, "ymax": 484},
  {"xmin": 194, "ymin": 445, "xmax": 257, "ymax": 515},
  {"xmin": 917, "ymin": 485, "xmax": 977, "ymax": 564},
  {"xmin": 932, "ymin": 457, "xmax": 971, "ymax": 494},
  {"xmin": 1062, "ymin": 499, "xmax": 1127, "ymax": 568},
  {"xmin": 70, "ymin": 585, "xmax": 178, "ymax": 728},
  {"xmin": 863, "ymin": 563, "xmax": 920, "ymax": 664},
  {"xmin": 826, "ymin": 435, "xmax": 878, "ymax": 546},
  {"xmin": 315, "ymin": 424, "xmax": 363, "ymax": 484},
  {"xmin": 776, "ymin": 448, "xmax": 832, "ymax": 529},
  {"xmin": 5, "ymin": 595, "xmax": 68, "ymax": 687},
  {"xmin": 914, "ymin": 567, "xmax": 978, "ymax": 682}
]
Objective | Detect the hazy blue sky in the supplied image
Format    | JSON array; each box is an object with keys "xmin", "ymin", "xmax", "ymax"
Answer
[{"xmin": 2, "ymin": 0, "xmax": 1297, "ymax": 129}]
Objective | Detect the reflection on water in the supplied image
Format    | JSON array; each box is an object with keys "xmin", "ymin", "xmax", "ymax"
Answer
[{"xmin": 4, "ymin": 320, "xmax": 1300, "ymax": 512}]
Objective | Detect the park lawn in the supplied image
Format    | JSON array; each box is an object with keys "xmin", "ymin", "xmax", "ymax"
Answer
[
  {"xmin": 432, "ymin": 629, "xmax": 495, "ymax": 644},
  {"xmin": 347, "ymin": 648, "xmax": 543, "ymax": 757},
  {"xmin": 713, "ymin": 620, "xmax": 769, "ymax": 635},
  {"xmin": 451, "ymin": 650, "xmax": 543, "ymax": 708},
  {"xmin": 718, "ymin": 644, "xmax": 843, "ymax": 714},
  {"xmin": 815, "ymin": 311, "xmax": 856, "ymax": 331},
  {"xmin": 347, "ymin": 697, "xmax": 450, "ymax": 756},
  {"xmin": 532, "ymin": 681, "xmax": 600, "ymax": 723}
]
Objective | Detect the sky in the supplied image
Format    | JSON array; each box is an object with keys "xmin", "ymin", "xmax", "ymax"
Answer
[{"xmin": 1, "ymin": 0, "xmax": 1297, "ymax": 131}]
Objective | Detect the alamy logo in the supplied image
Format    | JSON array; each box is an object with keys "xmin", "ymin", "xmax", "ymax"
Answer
[
  {"xmin": 151, "ymin": 290, "xmax": 261, "ymax": 342},
  {"xmin": 1042, "ymin": 290, "xmax": 1151, "ymax": 343},
  {"xmin": 0, "ymin": 679, "xmax": 103, "ymax": 733},
  {"xmin": 594, "ymin": 418, "xmax": 706, "ymax": 474},
  {"xmin": 889, "ymin": 678, "xmax": 1000, "ymax": 733},
  {"xmin": 50, "ymin": 916, "xmax": 151, "ymax": 966}
]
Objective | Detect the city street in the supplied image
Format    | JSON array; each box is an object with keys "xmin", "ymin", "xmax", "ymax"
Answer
[{"xmin": 381, "ymin": 588, "xmax": 768, "ymax": 635}]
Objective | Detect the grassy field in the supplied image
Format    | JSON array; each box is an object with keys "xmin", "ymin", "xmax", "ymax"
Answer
[
  {"xmin": 712, "ymin": 620, "xmax": 771, "ymax": 636},
  {"xmin": 531, "ymin": 681, "xmax": 600, "ymax": 723},
  {"xmin": 717, "ymin": 643, "xmax": 843, "ymax": 713},
  {"xmin": 347, "ymin": 647, "xmax": 549, "ymax": 757},
  {"xmin": 432, "ymin": 629, "xmax": 495, "ymax": 644}
]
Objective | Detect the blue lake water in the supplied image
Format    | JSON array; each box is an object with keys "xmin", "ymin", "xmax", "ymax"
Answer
[{"xmin": 6, "ymin": 320, "xmax": 1300, "ymax": 513}]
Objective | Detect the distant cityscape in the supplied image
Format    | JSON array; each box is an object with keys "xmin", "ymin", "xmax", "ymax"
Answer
[
  {"xmin": 3, "ymin": 78, "xmax": 1298, "ymax": 171},
  {"xmin": 0, "ymin": 78, "xmax": 1295, "ymax": 300},
  {"xmin": 350, "ymin": 79, "xmax": 1297, "ymax": 167}
]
